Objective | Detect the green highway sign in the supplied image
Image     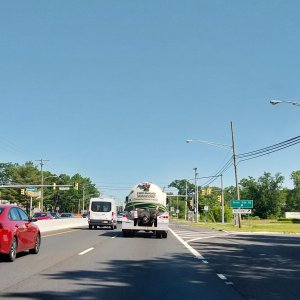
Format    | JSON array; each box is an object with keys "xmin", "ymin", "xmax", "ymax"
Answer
[{"xmin": 230, "ymin": 199, "xmax": 253, "ymax": 209}]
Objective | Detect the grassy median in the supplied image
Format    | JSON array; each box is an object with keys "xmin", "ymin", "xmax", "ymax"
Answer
[{"xmin": 173, "ymin": 218, "xmax": 300, "ymax": 234}]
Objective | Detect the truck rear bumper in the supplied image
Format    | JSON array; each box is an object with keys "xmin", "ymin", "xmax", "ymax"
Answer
[{"xmin": 122, "ymin": 221, "xmax": 169, "ymax": 231}]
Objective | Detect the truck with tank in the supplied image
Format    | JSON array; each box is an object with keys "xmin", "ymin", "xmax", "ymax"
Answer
[{"xmin": 121, "ymin": 182, "xmax": 169, "ymax": 238}]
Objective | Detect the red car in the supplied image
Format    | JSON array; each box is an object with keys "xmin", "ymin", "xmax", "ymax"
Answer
[
  {"xmin": 0, "ymin": 204, "xmax": 41, "ymax": 262},
  {"xmin": 32, "ymin": 212, "xmax": 54, "ymax": 220}
]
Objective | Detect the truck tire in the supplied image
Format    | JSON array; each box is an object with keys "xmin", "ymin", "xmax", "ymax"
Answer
[
  {"xmin": 162, "ymin": 231, "xmax": 168, "ymax": 239},
  {"xmin": 155, "ymin": 231, "xmax": 162, "ymax": 239}
]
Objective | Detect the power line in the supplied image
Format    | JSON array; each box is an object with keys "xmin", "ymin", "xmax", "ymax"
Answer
[{"xmin": 237, "ymin": 136, "xmax": 300, "ymax": 160}]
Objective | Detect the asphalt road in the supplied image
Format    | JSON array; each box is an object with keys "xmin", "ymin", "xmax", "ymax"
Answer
[
  {"xmin": 1, "ymin": 222, "xmax": 299, "ymax": 300},
  {"xmin": 171, "ymin": 222, "xmax": 300, "ymax": 300},
  {"xmin": 0, "ymin": 224, "xmax": 243, "ymax": 300}
]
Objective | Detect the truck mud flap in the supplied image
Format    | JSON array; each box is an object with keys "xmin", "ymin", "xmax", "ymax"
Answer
[{"xmin": 155, "ymin": 231, "xmax": 168, "ymax": 239}]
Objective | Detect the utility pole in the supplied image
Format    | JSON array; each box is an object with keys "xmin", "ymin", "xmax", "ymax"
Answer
[
  {"xmin": 35, "ymin": 158, "xmax": 49, "ymax": 211},
  {"xmin": 230, "ymin": 122, "xmax": 241, "ymax": 228}
]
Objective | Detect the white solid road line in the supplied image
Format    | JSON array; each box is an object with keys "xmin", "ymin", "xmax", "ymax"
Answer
[
  {"xmin": 169, "ymin": 228, "xmax": 205, "ymax": 260},
  {"xmin": 78, "ymin": 247, "xmax": 94, "ymax": 255}
]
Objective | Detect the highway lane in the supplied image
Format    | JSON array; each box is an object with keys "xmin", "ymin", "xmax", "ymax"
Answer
[
  {"xmin": 0, "ymin": 225, "xmax": 243, "ymax": 300},
  {"xmin": 172, "ymin": 222, "xmax": 300, "ymax": 300}
]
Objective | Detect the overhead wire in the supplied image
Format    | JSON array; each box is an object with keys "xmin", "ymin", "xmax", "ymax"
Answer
[
  {"xmin": 201, "ymin": 156, "xmax": 233, "ymax": 186},
  {"xmin": 237, "ymin": 136, "xmax": 300, "ymax": 160},
  {"xmin": 199, "ymin": 135, "xmax": 300, "ymax": 187}
]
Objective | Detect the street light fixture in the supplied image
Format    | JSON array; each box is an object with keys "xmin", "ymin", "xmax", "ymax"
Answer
[
  {"xmin": 186, "ymin": 122, "xmax": 241, "ymax": 227},
  {"xmin": 270, "ymin": 99, "xmax": 300, "ymax": 107},
  {"xmin": 186, "ymin": 139, "xmax": 232, "ymax": 150}
]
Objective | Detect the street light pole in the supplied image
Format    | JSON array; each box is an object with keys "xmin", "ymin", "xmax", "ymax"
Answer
[
  {"xmin": 193, "ymin": 168, "xmax": 198, "ymax": 222},
  {"xmin": 221, "ymin": 174, "xmax": 224, "ymax": 224},
  {"xmin": 43, "ymin": 174, "xmax": 58, "ymax": 212}
]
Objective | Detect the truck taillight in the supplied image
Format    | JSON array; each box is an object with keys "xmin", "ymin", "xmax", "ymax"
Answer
[
  {"xmin": 123, "ymin": 213, "xmax": 128, "ymax": 218},
  {"xmin": 162, "ymin": 215, "xmax": 169, "ymax": 219}
]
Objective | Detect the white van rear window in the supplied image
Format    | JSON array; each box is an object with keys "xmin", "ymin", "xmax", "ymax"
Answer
[{"xmin": 91, "ymin": 201, "xmax": 111, "ymax": 212}]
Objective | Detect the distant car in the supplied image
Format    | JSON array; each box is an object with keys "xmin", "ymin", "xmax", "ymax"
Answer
[
  {"xmin": 0, "ymin": 204, "xmax": 41, "ymax": 262},
  {"xmin": 82, "ymin": 212, "xmax": 88, "ymax": 218},
  {"xmin": 117, "ymin": 212, "xmax": 124, "ymax": 223},
  {"xmin": 60, "ymin": 212, "xmax": 74, "ymax": 218},
  {"xmin": 32, "ymin": 212, "xmax": 54, "ymax": 220},
  {"xmin": 50, "ymin": 212, "xmax": 61, "ymax": 219}
]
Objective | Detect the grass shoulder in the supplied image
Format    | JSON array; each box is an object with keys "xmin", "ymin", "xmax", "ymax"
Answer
[{"xmin": 171, "ymin": 218, "xmax": 300, "ymax": 234}]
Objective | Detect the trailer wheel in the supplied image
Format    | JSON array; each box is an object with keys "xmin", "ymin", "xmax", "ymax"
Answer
[
  {"xmin": 122, "ymin": 230, "xmax": 129, "ymax": 237},
  {"xmin": 162, "ymin": 231, "xmax": 168, "ymax": 239}
]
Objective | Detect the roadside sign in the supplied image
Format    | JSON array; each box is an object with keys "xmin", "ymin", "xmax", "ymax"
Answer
[
  {"xmin": 230, "ymin": 199, "xmax": 253, "ymax": 208},
  {"xmin": 26, "ymin": 187, "xmax": 37, "ymax": 192},
  {"xmin": 27, "ymin": 191, "xmax": 41, "ymax": 198},
  {"xmin": 233, "ymin": 209, "xmax": 252, "ymax": 214},
  {"xmin": 59, "ymin": 187, "xmax": 70, "ymax": 191},
  {"xmin": 204, "ymin": 205, "xmax": 209, "ymax": 211}
]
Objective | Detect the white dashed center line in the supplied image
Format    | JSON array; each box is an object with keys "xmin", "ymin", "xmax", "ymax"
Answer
[{"xmin": 78, "ymin": 247, "xmax": 94, "ymax": 255}]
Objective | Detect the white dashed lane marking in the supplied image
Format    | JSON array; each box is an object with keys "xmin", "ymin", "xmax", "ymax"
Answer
[{"xmin": 78, "ymin": 247, "xmax": 94, "ymax": 255}]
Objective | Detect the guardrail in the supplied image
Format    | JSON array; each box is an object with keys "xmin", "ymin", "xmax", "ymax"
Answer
[{"xmin": 37, "ymin": 218, "xmax": 88, "ymax": 233}]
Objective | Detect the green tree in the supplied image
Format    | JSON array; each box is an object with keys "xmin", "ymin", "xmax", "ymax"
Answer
[
  {"xmin": 286, "ymin": 170, "xmax": 300, "ymax": 212},
  {"xmin": 168, "ymin": 179, "xmax": 194, "ymax": 196},
  {"xmin": 0, "ymin": 162, "xmax": 99, "ymax": 213},
  {"xmin": 240, "ymin": 172, "xmax": 285, "ymax": 218},
  {"xmin": 291, "ymin": 170, "xmax": 300, "ymax": 188}
]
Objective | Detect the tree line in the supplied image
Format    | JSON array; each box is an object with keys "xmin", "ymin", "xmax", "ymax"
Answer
[
  {"xmin": 2, "ymin": 161, "xmax": 300, "ymax": 220},
  {"xmin": 0, "ymin": 162, "xmax": 99, "ymax": 214},
  {"xmin": 168, "ymin": 170, "xmax": 300, "ymax": 221}
]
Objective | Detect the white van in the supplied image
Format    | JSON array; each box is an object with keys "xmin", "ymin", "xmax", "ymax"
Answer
[{"xmin": 88, "ymin": 198, "xmax": 117, "ymax": 230}]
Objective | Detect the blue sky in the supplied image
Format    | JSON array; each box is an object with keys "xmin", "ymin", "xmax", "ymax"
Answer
[{"xmin": 1, "ymin": 1, "xmax": 300, "ymax": 203}]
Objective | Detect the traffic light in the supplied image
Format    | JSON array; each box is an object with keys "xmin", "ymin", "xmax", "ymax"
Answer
[
  {"xmin": 206, "ymin": 188, "xmax": 212, "ymax": 195},
  {"xmin": 21, "ymin": 189, "xmax": 25, "ymax": 195},
  {"xmin": 74, "ymin": 182, "xmax": 79, "ymax": 190},
  {"xmin": 217, "ymin": 195, "xmax": 222, "ymax": 202},
  {"xmin": 201, "ymin": 189, "xmax": 206, "ymax": 196},
  {"xmin": 53, "ymin": 182, "xmax": 56, "ymax": 190}
]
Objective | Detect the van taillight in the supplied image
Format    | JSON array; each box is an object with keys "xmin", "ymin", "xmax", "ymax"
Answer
[{"xmin": 123, "ymin": 214, "xmax": 128, "ymax": 218}]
